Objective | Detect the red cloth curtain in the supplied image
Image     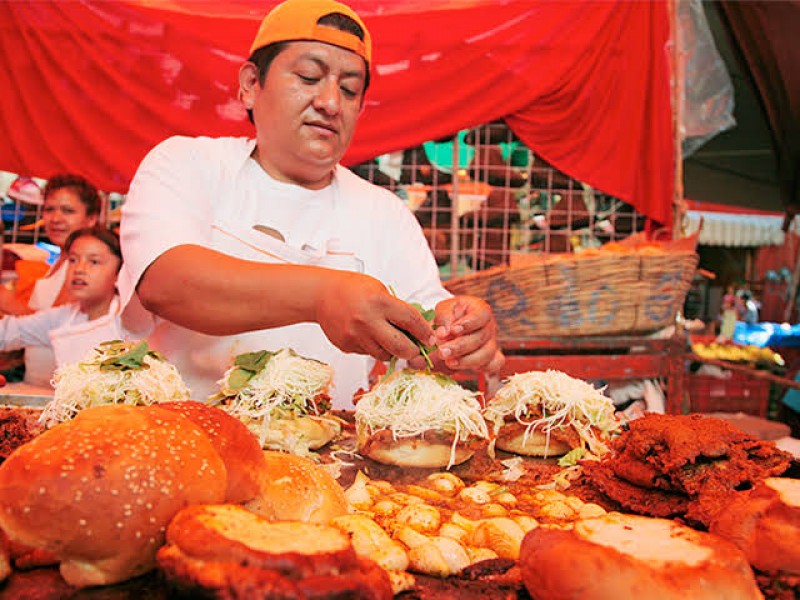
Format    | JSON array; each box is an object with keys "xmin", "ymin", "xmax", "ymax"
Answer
[{"xmin": 0, "ymin": 0, "xmax": 673, "ymax": 225}]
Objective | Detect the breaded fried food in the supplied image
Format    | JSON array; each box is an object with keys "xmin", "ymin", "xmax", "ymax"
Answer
[
  {"xmin": 610, "ymin": 414, "xmax": 790, "ymax": 496},
  {"xmin": 583, "ymin": 414, "xmax": 792, "ymax": 526}
]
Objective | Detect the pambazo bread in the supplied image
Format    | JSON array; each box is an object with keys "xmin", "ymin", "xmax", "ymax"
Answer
[
  {"xmin": 244, "ymin": 450, "xmax": 348, "ymax": 523},
  {"xmin": 0, "ymin": 402, "xmax": 265, "ymax": 588},
  {"xmin": 710, "ymin": 477, "xmax": 800, "ymax": 574},
  {"xmin": 519, "ymin": 513, "xmax": 763, "ymax": 600},
  {"xmin": 157, "ymin": 503, "xmax": 393, "ymax": 599}
]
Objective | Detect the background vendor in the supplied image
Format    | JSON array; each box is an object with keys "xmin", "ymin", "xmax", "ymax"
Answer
[{"xmin": 119, "ymin": 0, "xmax": 503, "ymax": 407}]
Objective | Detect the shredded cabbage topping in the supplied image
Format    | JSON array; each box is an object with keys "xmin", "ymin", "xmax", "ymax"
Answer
[
  {"xmin": 40, "ymin": 340, "xmax": 190, "ymax": 428},
  {"xmin": 209, "ymin": 348, "xmax": 335, "ymax": 452},
  {"xmin": 355, "ymin": 369, "xmax": 489, "ymax": 468},
  {"xmin": 484, "ymin": 370, "xmax": 620, "ymax": 458}
]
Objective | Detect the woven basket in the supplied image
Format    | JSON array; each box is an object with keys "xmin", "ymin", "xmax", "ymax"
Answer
[{"xmin": 444, "ymin": 251, "xmax": 699, "ymax": 338}]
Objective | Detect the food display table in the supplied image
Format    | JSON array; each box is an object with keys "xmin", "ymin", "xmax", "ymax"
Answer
[{"xmin": 487, "ymin": 335, "xmax": 687, "ymax": 414}]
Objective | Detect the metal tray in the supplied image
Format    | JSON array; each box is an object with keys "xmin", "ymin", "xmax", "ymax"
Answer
[{"xmin": 0, "ymin": 393, "xmax": 52, "ymax": 408}]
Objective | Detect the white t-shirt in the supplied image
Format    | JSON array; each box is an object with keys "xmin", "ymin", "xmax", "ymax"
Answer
[
  {"xmin": 24, "ymin": 260, "xmax": 68, "ymax": 386},
  {"xmin": 119, "ymin": 136, "xmax": 450, "ymax": 408}
]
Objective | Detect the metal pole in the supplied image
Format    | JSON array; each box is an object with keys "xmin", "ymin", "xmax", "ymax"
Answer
[
  {"xmin": 670, "ymin": 0, "xmax": 686, "ymax": 240},
  {"xmin": 449, "ymin": 135, "xmax": 461, "ymax": 277}
]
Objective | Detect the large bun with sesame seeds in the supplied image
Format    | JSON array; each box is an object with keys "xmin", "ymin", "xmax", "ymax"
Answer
[
  {"xmin": 155, "ymin": 401, "xmax": 266, "ymax": 504},
  {"xmin": 244, "ymin": 450, "xmax": 348, "ymax": 523},
  {"xmin": 0, "ymin": 404, "xmax": 230, "ymax": 588}
]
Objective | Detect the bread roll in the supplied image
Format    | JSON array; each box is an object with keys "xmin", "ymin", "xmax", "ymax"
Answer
[
  {"xmin": 158, "ymin": 504, "xmax": 393, "ymax": 599},
  {"xmin": 245, "ymin": 450, "xmax": 348, "ymax": 523},
  {"xmin": 156, "ymin": 401, "xmax": 265, "ymax": 503},
  {"xmin": 0, "ymin": 404, "xmax": 228, "ymax": 588},
  {"xmin": 494, "ymin": 425, "xmax": 572, "ymax": 457},
  {"xmin": 519, "ymin": 513, "xmax": 762, "ymax": 600},
  {"xmin": 357, "ymin": 427, "xmax": 475, "ymax": 469},
  {"xmin": 710, "ymin": 477, "xmax": 800, "ymax": 574}
]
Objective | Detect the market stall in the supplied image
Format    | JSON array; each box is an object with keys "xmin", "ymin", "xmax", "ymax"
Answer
[{"xmin": 0, "ymin": 1, "xmax": 799, "ymax": 597}]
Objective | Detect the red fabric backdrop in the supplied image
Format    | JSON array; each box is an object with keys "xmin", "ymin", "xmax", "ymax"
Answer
[{"xmin": 0, "ymin": 0, "xmax": 673, "ymax": 225}]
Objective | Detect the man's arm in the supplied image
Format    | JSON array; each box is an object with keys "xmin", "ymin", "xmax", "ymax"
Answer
[{"xmin": 136, "ymin": 245, "xmax": 436, "ymax": 362}]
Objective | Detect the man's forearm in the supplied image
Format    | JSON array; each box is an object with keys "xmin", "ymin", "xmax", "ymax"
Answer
[{"xmin": 135, "ymin": 245, "xmax": 334, "ymax": 335}]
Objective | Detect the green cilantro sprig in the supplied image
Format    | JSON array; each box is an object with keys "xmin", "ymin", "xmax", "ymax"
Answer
[
  {"xmin": 97, "ymin": 340, "xmax": 165, "ymax": 371},
  {"xmin": 386, "ymin": 288, "xmax": 438, "ymax": 373}
]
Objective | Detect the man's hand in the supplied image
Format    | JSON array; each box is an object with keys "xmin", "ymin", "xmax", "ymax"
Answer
[
  {"xmin": 409, "ymin": 295, "xmax": 504, "ymax": 374},
  {"xmin": 314, "ymin": 271, "xmax": 436, "ymax": 363}
]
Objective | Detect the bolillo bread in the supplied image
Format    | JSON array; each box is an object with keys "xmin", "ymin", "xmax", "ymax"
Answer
[
  {"xmin": 157, "ymin": 503, "xmax": 393, "ymax": 599},
  {"xmin": 519, "ymin": 513, "xmax": 763, "ymax": 600},
  {"xmin": 244, "ymin": 450, "xmax": 349, "ymax": 523},
  {"xmin": 710, "ymin": 477, "xmax": 800, "ymax": 574},
  {"xmin": 0, "ymin": 402, "xmax": 265, "ymax": 588}
]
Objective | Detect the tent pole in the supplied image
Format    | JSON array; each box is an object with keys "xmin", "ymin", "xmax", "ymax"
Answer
[
  {"xmin": 449, "ymin": 136, "xmax": 461, "ymax": 276},
  {"xmin": 670, "ymin": 0, "xmax": 686, "ymax": 240}
]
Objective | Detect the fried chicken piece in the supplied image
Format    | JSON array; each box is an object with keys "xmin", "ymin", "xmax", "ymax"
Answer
[
  {"xmin": 582, "ymin": 461, "xmax": 691, "ymax": 518},
  {"xmin": 611, "ymin": 414, "xmax": 791, "ymax": 496},
  {"xmin": 0, "ymin": 407, "xmax": 44, "ymax": 461},
  {"xmin": 583, "ymin": 414, "xmax": 793, "ymax": 527}
]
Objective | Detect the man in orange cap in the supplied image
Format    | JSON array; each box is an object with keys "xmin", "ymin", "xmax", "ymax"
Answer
[{"xmin": 119, "ymin": 0, "xmax": 503, "ymax": 407}]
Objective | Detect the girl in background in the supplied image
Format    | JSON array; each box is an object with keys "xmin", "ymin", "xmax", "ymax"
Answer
[
  {"xmin": 0, "ymin": 226, "xmax": 131, "ymax": 381},
  {"xmin": 0, "ymin": 174, "xmax": 101, "ymax": 385}
]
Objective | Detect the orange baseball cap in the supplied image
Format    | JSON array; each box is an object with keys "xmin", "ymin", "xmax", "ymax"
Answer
[{"xmin": 249, "ymin": 0, "xmax": 371, "ymax": 67}]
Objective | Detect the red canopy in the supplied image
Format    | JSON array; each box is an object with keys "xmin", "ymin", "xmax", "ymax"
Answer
[{"xmin": 0, "ymin": 0, "xmax": 673, "ymax": 225}]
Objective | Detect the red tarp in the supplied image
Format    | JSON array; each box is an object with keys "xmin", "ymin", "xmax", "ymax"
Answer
[{"xmin": 0, "ymin": 0, "xmax": 674, "ymax": 225}]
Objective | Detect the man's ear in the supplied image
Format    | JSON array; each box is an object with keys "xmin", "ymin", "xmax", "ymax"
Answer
[{"xmin": 238, "ymin": 62, "xmax": 259, "ymax": 109}]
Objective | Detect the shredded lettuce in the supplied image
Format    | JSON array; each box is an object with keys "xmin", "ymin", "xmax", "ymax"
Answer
[
  {"xmin": 355, "ymin": 369, "xmax": 489, "ymax": 468},
  {"xmin": 40, "ymin": 340, "xmax": 190, "ymax": 428},
  {"xmin": 209, "ymin": 348, "xmax": 335, "ymax": 452}
]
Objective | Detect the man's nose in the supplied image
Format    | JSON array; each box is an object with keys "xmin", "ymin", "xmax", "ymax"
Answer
[{"xmin": 314, "ymin": 79, "xmax": 341, "ymax": 115}]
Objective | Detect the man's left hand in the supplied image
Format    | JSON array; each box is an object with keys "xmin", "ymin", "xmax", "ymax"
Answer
[{"xmin": 408, "ymin": 296, "xmax": 504, "ymax": 374}]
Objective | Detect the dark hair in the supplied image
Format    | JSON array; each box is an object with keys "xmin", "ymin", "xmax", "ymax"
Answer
[
  {"xmin": 245, "ymin": 11, "xmax": 370, "ymax": 124},
  {"xmin": 43, "ymin": 173, "xmax": 101, "ymax": 217},
  {"xmin": 64, "ymin": 226, "xmax": 122, "ymax": 270}
]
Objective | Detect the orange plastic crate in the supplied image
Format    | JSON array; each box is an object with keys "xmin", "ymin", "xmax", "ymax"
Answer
[{"xmin": 688, "ymin": 371, "xmax": 770, "ymax": 417}]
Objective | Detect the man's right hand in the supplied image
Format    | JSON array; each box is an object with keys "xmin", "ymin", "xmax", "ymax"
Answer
[{"xmin": 314, "ymin": 270, "xmax": 436, "ymax": 362}]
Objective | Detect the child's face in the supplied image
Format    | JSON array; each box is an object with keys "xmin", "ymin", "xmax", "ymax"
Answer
[{"xmin": 66, "ymin": 236, "xmax": 120, "ymax": 305}]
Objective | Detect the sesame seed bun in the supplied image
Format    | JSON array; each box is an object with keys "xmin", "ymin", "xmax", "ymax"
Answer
[
  {"xmin": 0, "ymin": 404, "xmax": 230, "ymax": 588},
  {"xmin": 156, "ymin": 401, "xmax": 266, "ymax": 504}
]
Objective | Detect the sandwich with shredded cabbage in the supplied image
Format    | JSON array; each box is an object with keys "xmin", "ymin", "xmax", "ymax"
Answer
[
  {"xmin": 40, "ymin": 340, "xmax": 190, "ymax": 428},
  {"xmin": 484, "ymin": 370, "xmax": 620, "ymax": 461},
  {"xmin": 355, "ymin": 369, "xmax": 489, "ymax": 469},
  {"xmin": 209, "ymin": 348, "xmax": 340, "ymax": 456}
]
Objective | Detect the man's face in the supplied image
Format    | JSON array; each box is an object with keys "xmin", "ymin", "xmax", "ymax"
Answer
[{"xmin": 243, "ymin": 40, "xmax": 366, "ymax": 188}]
